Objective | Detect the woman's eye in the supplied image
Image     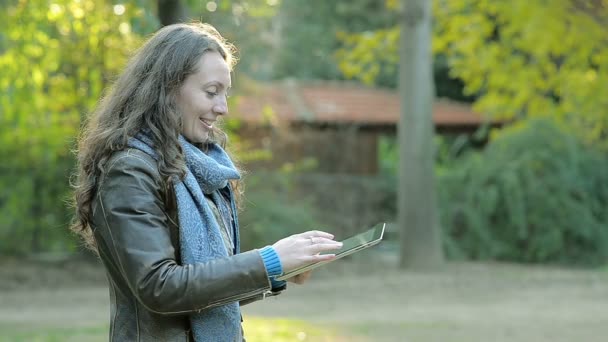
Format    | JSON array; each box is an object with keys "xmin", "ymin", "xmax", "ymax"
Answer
[{"xmin": 206, "ymin": 91, "xmax": 218, "ymax": 97}]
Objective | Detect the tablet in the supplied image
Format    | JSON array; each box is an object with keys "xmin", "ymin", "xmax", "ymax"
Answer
[{"xmin": 275, "ymin": 222, "xmax": 386, "ymax": 281}]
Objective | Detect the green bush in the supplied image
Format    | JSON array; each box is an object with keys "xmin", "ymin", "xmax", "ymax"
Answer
[
  {"xmin": 238, "ymin": 172, "xmax": 322, "ymax": 251},
  {"xmin": 0, "ymin": 153, "xmax": 76, "ymax": 255},
  {"xmin": 438, "ymin": 118, "xmax": 608, "ymax": 265}
]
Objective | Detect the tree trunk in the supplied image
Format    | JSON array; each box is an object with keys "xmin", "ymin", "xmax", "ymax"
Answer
[
  {"xmin": 157, "ymin": 0, "xmax": 189, "ymax": 26},
  {"xmin": 398, "ymin": 0, "xmax": 443, "ymax": 269}
]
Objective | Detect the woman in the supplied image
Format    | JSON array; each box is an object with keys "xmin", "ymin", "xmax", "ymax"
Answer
[{"xmin": 71, "ymin": 22, "xmax": 342, "ymax": 342}]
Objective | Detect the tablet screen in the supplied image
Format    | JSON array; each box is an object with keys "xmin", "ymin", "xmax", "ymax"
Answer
[
  {"xmin": 275, "ymin": 222, "xmax": 385, "ymax": 281},
  {"xmin": 327, "ymin": 222, "xmax": 385, "ymax": 257}
]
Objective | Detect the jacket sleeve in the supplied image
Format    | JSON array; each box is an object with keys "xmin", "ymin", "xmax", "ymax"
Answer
[
  {"xmin": 239, "ymin": 280, "xmax": 287, "ymax": 306},
  {"xmin": 91, "ymin": 151, "xmax": 272, "ymax": 315}
]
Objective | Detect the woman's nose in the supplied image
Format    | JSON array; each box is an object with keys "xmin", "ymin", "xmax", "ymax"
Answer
[{"xmin": 213, "ymin": 97, "xmax": 228, "ymax": 115}]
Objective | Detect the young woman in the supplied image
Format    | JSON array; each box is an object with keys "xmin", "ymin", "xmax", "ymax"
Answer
[{"xmin": 71, "ymin": 22, "xmax": 342, "ymax": 342}]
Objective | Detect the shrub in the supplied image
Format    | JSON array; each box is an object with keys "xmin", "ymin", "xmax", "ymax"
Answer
[
  {"xmin": 439, "ymin": 118, "xmax": 608, "ymax": 265},
  {"xmin": 238, "ymin": 172, "xmax": 322, "ymax": 251}
]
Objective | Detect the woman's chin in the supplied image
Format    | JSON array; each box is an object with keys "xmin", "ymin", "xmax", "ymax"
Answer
[{"xmin": 183, "ymin": 131, "xmax": 210, "ymax": 144}]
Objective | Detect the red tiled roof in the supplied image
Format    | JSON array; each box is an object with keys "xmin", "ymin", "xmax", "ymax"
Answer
[{"xmin": 233, "ymin": 81, "xmax": 487, "ymax": 126}]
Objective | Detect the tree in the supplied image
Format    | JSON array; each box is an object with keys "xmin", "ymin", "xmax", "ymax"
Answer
[
  {"xmin": 274, "ymin": 0, "xmax": 398, "ymax": 83},
  {"xmin": 338, "ymin": 0, "xmax": 608, "ymax": 146},
  {"xmin": 433, "ymin": 0, "xmax": 608, "ymax": 145},
  {"xmin": 158, "ymin": 0, "xmax": 189, "ymax": 26},
  {"xmin": 398, "ymin": 0, "xmax": 444, "ymax": 268},
  {"xmin": 0, "ymin": 0, "xmax": 156, "ymax": 254}
]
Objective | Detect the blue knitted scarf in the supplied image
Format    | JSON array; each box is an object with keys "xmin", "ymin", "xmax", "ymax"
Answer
[{"xmin": 129, "ymin": 134, "xmax": 242, "ymax": 342}]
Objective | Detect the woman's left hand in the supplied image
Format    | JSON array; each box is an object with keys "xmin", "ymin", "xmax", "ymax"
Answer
[{"xmin": 286, "ymin": 270, "xmax": 313, "ymax": 284}]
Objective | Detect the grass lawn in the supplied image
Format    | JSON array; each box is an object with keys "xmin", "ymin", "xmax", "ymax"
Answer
[
  {"xmin": 0, "ymin": 325, "xmax": 107, "ymax": 342},
  {"xmin": 0, "ymin": 317, "xmax": 351, "ymax": 342},
  {"xmin": 2, "ymin": 254, "xmax": 608, "ymax": 342}
]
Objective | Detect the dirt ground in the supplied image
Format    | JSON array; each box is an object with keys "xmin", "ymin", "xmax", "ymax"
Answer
[{"xmin": 1, "ymin": 250, "xmax": 608, "ymax": 342}]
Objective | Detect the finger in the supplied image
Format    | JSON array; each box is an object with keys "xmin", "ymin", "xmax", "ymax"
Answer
[
  {"xmin": 316, "ymin": 253, "xmax": 336, "ymax": 261},
  {"xmin": 297, "ymin": 270, "xmax": 313, "ymax": 283},
  {"xmin": 287, "ymin": 270, "xmax": 312, "ymax": 284},
  {"xmin": 300, "ymin": 253, "xmax": 336, "ymax": 262},
  {"xmin": 301, "ymin": 230, "xmax": 335, "ymax": 240},
  {"xmin": 287, "ymin": 276, "xmax": 303, "ymax": 284},
  {"xmin": 311, "ymin": 237, "xmax": 341, "ymax": 245},
  {"xmin": 308, "ymin": 245, "xmax": 342, "ymax": 254}
]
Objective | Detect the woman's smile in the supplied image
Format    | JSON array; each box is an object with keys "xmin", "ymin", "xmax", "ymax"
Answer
[{"xmin": 199, "ymin": 118, "xmax": 214, "ymax": 129}]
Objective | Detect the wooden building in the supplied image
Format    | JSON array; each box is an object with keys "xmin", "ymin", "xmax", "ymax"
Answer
[{"xmin": 231, "ymin": 80, "xmax": 497, "ymax": 175}]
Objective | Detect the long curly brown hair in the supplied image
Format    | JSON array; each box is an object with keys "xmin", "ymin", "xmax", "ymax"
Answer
[{"xmin": 71, "ymin": 23, "xmax": 241, "ymax": 252}]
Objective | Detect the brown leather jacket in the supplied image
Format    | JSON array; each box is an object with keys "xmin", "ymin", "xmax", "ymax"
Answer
[{"xmin": 91, "ymin": 148, "xmax": 281, "ymax": 341}]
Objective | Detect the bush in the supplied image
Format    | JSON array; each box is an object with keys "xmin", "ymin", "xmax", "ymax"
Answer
[
  {"xmin": 439, "ymin": 118, "xmax": 608, "ymax": 265},
  {"xmin": 0, "ymin": 155, "xmax": 76, "ymax": 255},
  {"xmin": 238, "ymin": 172, "xmax": 322, "ymax": 251}
]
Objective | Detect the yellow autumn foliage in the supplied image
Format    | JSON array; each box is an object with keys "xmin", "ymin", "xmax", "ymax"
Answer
[{"xmin": 337, "ymin": 0, "xmax": 608, "ymax": 146}]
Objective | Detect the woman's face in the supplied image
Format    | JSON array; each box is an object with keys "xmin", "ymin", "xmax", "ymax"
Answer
[{"xmin": 176, "ymin": 51, "xmax": 231, "ymax": 144}]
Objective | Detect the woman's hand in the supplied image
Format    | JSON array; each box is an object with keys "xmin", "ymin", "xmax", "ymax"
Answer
[
  {"xmin": 286, "ymin": 270, "xmax": 313, "ymax": 284},
  {"xmin": 272, "ymin": 230, "xmax": 342, "ymax": 273}
]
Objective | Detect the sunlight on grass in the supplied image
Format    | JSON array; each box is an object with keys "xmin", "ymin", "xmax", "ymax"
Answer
[
  {"xmin": 0, "ymin": 318, "xmax": 352, "ymax": 342},
  {"xmin": 243, "ymin": 316, "xmax": 344, "ymax": 342}
]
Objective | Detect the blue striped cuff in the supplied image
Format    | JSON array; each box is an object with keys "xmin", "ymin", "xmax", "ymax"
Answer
[{"xmin": 259, "ymin": 246, "xmax": 283, "ymax": 277}]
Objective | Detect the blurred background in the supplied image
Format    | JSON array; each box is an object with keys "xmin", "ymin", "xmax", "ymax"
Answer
[{"xmin": 1, "ymin": 0, "xmax": 608, "ymax": 341}]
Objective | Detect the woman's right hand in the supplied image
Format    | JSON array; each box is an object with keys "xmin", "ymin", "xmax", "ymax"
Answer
[{"xmin": 272, "ymin": 230, "xmax": 343, "ymax": 273}]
